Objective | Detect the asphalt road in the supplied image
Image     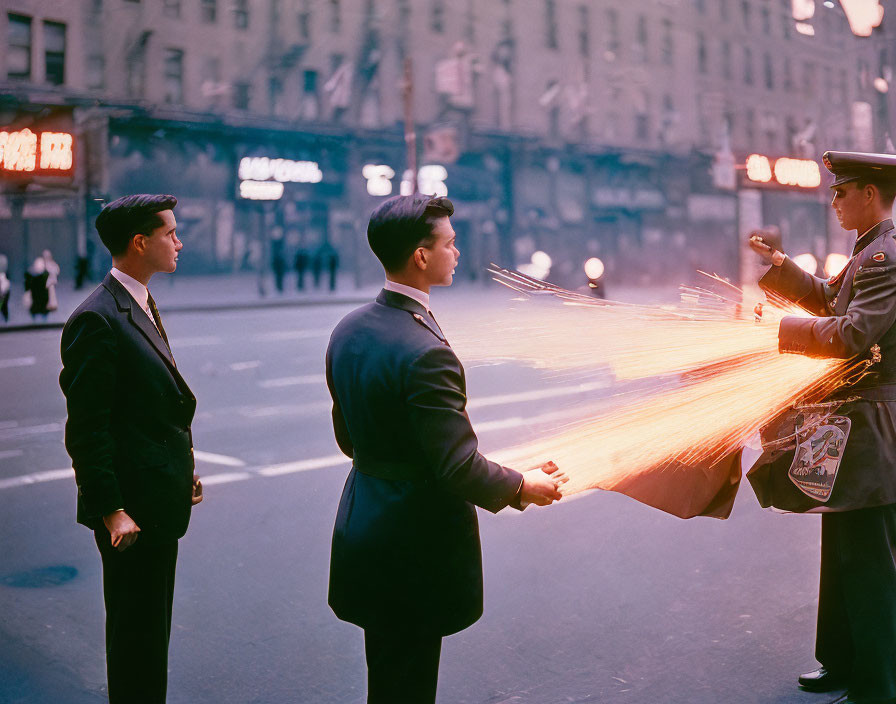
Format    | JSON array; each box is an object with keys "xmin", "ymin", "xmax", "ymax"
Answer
[{"xmin": 0, "ymin": 291, "xmax": 842, "ymax": 704}]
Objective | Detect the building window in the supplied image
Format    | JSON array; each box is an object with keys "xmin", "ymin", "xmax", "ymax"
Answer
[
  {"xmin": 163, "ymin": 0, "xmax": 180, "ymax": 18},
  {"xmin": 764, "ymin": 52, "xmax": 774, "ymax": 90},
  {"xmin": 745, "ymin": 108, "xmax": 755, "ymax": 144},
  {"xmin": 783, "ymin": 57, "xmax": 793, "ymax": 91},
  {"xmin": 761, "ymin": 6, "xmax": 771, "ymax": 35},
  {"xmin": 721, "ymin": 39, "xmax": 731, "ymax": 79},
  {"xmin": 636, "ymin": 112, "xmax": 650, "ymax": 141},
  {"xmin": 302, "ymin": 69, "xmax": 319, "ymax": 120},
  {"xmin": 634, "ymin": 15, "xmax": 648, "ymax": 63},
  {"xmin": 431, "ymin": 0, "xmax": 444, "ymax": 33},
  {"xmin": 804, "ymin": 61, "xmax": 816, "ymax": 98},
  {"xmin": 740, "ymin": 0, "xmax": 750, "ymax": 29},
  {"xmin": 661, "ymin": 18, "xmax": 673, "ymax": 65},
  {"xmin": 201, "ymin": 0, "xmax": 216, "ymax": 23},
  {"xmin": 605, "ymin": 8, "xmax": 619, "ymax": 61},
  {"xmin": 233, "ymin": 0, "xmax": 249, "ymax": 29},
  {"xmin": 544, "ymin": 0, "xmax": 558, "ymax": 49},
  {"xmin": 719, "ymin": 0, "xmax": 729, "ymax": 20},
  {"xmin": 578, "ymin": 5, "xmax": 589, "ymax": 57},
  {"xmin": 233, "ymin": 81, "xmax": 250, "ymax": 109},
  {"xmin": 7, "ymin": 13, "xmax": 32, "ymax": 80},
  {"xmin": 697, "ymin": 32, "xmax": 707, "ymax": 74},
  {"xmin": 163, "ymin": 48, "xmax": 184, "ymax": 103},
  {"xmin": 87, "ymin": 54, "xmax": 105, "ymax": 89},
  {"xmin": 44, "ymin": 21, "xmax": 66, "ymax": 85},
  {"xmin": 694, "ymin": 0, "xmax": 705, "ymax": 13},
  {"xmin": 298, "ymin": 0, "xmax": 311, "ymax": 40},
  {"xmin": 782, "ymin": 11, "xmax": 791, "ymax": 40},
  {"xmin": 268, "ymin": 76, "xmax": 283, "ymax": 114},
  {"xmin": 329, "ymin": 0, "xmax": 341, "ymax": 32},
  {"xmin": 743, "ymin": 46, "xmax": 753, "ymax": 85}
]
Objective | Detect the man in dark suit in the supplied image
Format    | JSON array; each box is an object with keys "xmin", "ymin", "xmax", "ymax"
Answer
[
  {"xmin": 326, "ymin": 194, "xmax": 564, "ymax": 703},
  {"xmin": 59, "ymin": 194, "xmax": 202, "ymax": 704},
  {"xmin": 750, "ymin": 152, "xmax": 896, "ymax": 704}
]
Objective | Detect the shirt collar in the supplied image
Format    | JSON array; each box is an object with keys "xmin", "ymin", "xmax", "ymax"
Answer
[
  {"xmin": 853, "ymin": 219, "xmax": 894, "ymax": 256},
  {"xmin": 110, "ymin": 267, "xmax": 150, "ymax": 312},
  {"xmin": 383, "ymin": 280, "xmax": 430, "ymax": 312}
]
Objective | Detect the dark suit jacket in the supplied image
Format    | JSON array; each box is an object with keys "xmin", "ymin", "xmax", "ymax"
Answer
[
  {"xmin": 752, "ymin": 219, "xmax": 896, "ymax": 511},
  {"xmin": 59, "ymin": 272, "xmax": 197, "ymax": 541},
  {"xmin": 326, "ymin": 289, "xmax": 523, "ymax": 636}
]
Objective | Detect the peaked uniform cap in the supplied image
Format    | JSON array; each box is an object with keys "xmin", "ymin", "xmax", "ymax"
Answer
[{"xmin": 823, "ymin": 150, "xmax": 896, "ymax": 188}]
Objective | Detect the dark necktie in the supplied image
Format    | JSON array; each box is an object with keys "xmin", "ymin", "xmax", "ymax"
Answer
[{"xmin": 147, "ymin": 292, "xmax": 174, "ymax": 361}]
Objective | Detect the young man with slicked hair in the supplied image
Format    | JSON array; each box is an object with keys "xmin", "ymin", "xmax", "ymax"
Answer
[
  {"xmin": 59, "ymin": 194, "xmax": 202, "ymax": 704},
  {"xmin": 326, "ymin": 194, "xmax": 565, "ymax": 703}
]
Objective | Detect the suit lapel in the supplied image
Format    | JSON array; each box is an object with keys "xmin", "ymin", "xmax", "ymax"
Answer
[
  {"xmin": 103, "ymin": 273, "xmax": 178, "ymax": 371},
  {"xmin": 376, "ymin": 288, "xmax": 448, "ymax": 343}
]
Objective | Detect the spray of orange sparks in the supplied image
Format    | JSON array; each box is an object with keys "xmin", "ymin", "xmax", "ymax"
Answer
[{"xmin": 442, "ymin": 268, "xmax": 869, "ymax": 506}]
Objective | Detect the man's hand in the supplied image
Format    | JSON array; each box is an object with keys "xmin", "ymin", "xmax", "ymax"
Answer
[
  {"xmin": 520, "ymin": 461, "xmax": 566, "ymax": 506},
  {"xmin": 102, "ymin": 510, "xmax": 140, "ymax": 551},
  {"xmin": 191, "ymin": 474, "xmax": 203, "ymax": 506},
  {"xmin": 748, "ymin": 230, "xmax": 786, "ymax": 266}
]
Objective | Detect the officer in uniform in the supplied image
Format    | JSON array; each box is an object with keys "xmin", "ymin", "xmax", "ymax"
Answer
[{"xmin": 750, "ymin": 151, "xmax": 896, "ymax": 704}]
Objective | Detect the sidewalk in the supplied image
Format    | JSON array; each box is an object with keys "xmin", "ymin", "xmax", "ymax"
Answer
[
  {"xmin": 0, "ymin": 272, "xmax": 381, "ymax": 332},
  {"xmin": 0, "ymin": 271, "xmax": 681, "ymax": 333}
]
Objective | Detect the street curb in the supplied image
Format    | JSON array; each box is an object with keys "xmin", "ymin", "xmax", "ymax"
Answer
[{"xmin": 0, "ymin": 295, "xmax": 372, "ymax": 334}]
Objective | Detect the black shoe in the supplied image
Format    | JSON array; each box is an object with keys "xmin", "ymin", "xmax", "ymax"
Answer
[{"xmin": 798, "ymin": 667, "xmax": 847, "ymax": 693}]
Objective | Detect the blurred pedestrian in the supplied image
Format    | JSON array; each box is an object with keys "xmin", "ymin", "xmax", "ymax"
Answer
[
  {"xmin": 294, "ymin": 247, "xmax": 310, "ymax": 290},
  {"xmin": 43, "ymin": 249, "xmax": 60, "ymax": 312},
  {"xmin": 24, "ymin": 257, "xmax": 50, "ymax": 320},
  {"xmin": 271, "ymin": 229, "xmax": 286, "ymax": 294},
  {"xmin": 314, "ymin": 239, "xmax": 340, "ymax": 292},
  {"xmin": 0, "ymin": 254, "xmax": 10, "ymax": 323}
]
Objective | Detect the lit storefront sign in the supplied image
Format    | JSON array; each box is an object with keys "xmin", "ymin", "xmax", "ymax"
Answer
[
  {"xmin": 237, "ymin": 156, "xmax": 323, "ymax": 200},
  {"xmin": 745, "ymin": 154, "xmax": 821, "ymax": 188},
  {"xmin": 361, "ymin": 164, "xmax": 448, "ymax": 197},
  {"xmin": 362, "ymin": 164, "xmax": 395, "ymax": 196},
  {"xmin": 238, "ymin": 157, "xmax": 322, "ymax": 184},
  {"xmin": 239, "ymin": 180, "xmax": 285, "ymax": 201},
  {"xmin": 0, "ymin": 128, "xmax": 74, "ymax": 174}
]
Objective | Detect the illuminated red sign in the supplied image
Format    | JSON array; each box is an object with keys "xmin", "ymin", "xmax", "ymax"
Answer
[
  {"xmin": 745, "ymin": 153, "xmax": 821, "ymax": 188},
  {"xmin": 0, "ymin": 128, "xmax": 74, "ymax": 175}
]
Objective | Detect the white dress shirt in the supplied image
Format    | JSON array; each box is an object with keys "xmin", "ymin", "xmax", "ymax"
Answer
[
  {"xmin": 110, "ymin": 267, "xmax": 159, "ymax": 331},
  {"xmin": 383, "ymin": 280, "xmax": 431, "ymax": 312}
]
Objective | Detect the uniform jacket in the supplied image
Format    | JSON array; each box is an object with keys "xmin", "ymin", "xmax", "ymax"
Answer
[
  {"xmin": 59, "ymin": 272, "xmax": 197, "ymax": 540},
  {"xmin": 754, "ymin": 219, "xmax": 896, "ymax": 511},
  {"xmin": 326, "ymin": 288, "xmax": 523, "ymax": 636}
]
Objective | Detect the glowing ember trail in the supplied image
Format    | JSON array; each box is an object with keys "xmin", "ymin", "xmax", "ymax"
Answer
[{"xmin": 443, "ymin": 268, "xmax": 867, "ymax": 517}]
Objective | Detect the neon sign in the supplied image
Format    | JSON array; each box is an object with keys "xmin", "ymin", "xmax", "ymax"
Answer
[
  {"xmin": 746, "ymin": 154, "xmax": 820, "ymax": 188},
  {"xmin": 0, "ymin": 129, "xmax": 74, "ymax": 174},
  {"xmin": 238, "ymin": 157, "xmax": 322, "ymax": 183},
  {"xmin": 362, "ymin": 164, "xmax": 395, "ymax": 196}
]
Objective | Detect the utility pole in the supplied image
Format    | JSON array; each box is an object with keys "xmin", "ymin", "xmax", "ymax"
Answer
[{"xmin": 402, "ymin": 57, "xmax": 417, "ymax": 194}]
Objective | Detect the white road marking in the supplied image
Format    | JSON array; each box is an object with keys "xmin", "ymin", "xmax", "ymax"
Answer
[
  {"xmin": 193, "ymin": 451, "xmax": 246, "ymax": 467},
  {"xmin": 200, "ymin": 471, "xmax": 253, "ymax": 486},
  {"xmin": 475, "ymin": 417, "xmax": 526, "ymax": 433},
  {"xmin": 255, "ymin": 328, "xmax": 331, "ymax": 342},
  {"xmin": 257, "ymin": 454, "xmax": 348, "ymax": 477},
  {"xmin": 0, "ymin": 356, "xmax": 36, "ymax": 369},
  {"xmin": 239, "ymin": 401, "xmax": 330, "ymax": 418},
  {"xmin": 467, "ymin": 380, "xmax": 611, "ymax": 410},
  {"xmin": 0, "ymin": 467, "xmax": 71, "ymax": 490},
  {"xmin": 229, "ymin": 361, "xmax": 262, "ymax": 371},
  {"xmin": 0, "ymin": 422, "xmax": 63, "ymax": 441},
  {"xmin": 258, "ymin": 374, "xmax": 325, "ymax": 388},
  {"xmin": 0, "ymin": 449, "xmax": 24, "ymax": 460},
  {"xmin": 171, "ymin": 336, "xmax": 222, "ymax": 347}
]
